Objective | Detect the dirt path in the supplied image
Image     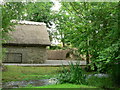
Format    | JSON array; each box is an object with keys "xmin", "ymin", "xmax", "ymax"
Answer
[{"xmin": 4, "ymin": 60, "xmax": 86, "ymax": 66}]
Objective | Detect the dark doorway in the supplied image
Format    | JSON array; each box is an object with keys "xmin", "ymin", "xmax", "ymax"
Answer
[{"xmin": 3, "ymin": 53, "xmax": 22, "ymax": 63}]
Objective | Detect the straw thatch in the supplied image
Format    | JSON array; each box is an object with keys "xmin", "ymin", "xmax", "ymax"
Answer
[{"xmin": 6, "ymin": 20, "xmax": 51, "ymax": 45}]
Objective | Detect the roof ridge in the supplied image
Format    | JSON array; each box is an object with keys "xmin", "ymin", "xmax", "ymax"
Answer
[{"xmin": 11, "ymin": 20, "xmax": 46, "ymax": 25}]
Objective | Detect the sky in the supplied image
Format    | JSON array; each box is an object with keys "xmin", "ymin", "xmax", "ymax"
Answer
[
  {"xmin": 51, "ymin": 0, "xmax": 61, "ymax": 11},
  {"xmin": 49, "ymin": 0, "xmax": 62, "ymax": 45}
]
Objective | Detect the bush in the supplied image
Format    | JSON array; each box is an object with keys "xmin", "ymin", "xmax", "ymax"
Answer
[
  {"xmin": 110, "ymin": 63, "xmax": 120, "ymax": 87},
  {"xmin": 57, "ymin": 62, "xmax": 86, "ymax": 84},
  {"xmin": 87, "ymin": 76, "xmax": 113, "ymax": 89}
]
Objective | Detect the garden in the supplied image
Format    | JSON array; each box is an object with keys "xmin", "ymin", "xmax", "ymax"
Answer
[
  {"xmin": 2, "ymin": 63, "xmax": 120, "ymax": 89},
  {"xmin": 1, "ymin": 1, "xmax": 120, "ymax": 89}
]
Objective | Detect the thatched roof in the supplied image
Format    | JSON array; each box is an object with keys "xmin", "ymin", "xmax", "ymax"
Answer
[{"xmin": 6, "ymin": 20, "xmax": 51, "ymax": 46}]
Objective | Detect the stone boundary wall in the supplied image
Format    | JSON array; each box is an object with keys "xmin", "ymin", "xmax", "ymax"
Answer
[{"xmin": 47, "ymin": 50, "xmax": 69, "ymax": 60}]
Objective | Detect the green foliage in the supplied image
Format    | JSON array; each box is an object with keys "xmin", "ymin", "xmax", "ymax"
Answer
[
  {"xmin": 54, "ymin": 2, "xmax": 119, "ymax": 73},
  {"xmin": 89, "ymin": 40, "xmax": 120, "ymax": 73},
  {"xmin": 110, "ymin": 63, "xmax": 120, "ymax": 87},
  {"xmin": 48, "ymin": 45, "xmax": 69, "ymax": 50},
  {"xmin": 1, "ymin": 2, "xmax": 26, "ymax": 62},
  {"xmin": 57, "ymin": 62, "xmax": 86, "ymax": 84},
  {"xmin": 2, "ymin": 2, "xmax": 26, "ymax": 40},
  {"xmin": 87, "ymin": 76, "xmax": 113, "ymax": 88},
  {"xmin": 24, "ymin": 2, "xmax": 53, "ymax": 28},
  {"xmin": 48, "ymin": 46, "xmax": 63, "ymax": 50}
]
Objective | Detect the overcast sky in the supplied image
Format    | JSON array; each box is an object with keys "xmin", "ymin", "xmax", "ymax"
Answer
[{"xmin": 51, "ymin": 0, "xmax": 61, "ymax": 11}]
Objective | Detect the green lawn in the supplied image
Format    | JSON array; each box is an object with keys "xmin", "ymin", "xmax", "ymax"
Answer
[
  {"xmin": 2, "ymin": 65, "xmax": 61, "ymax": 82},
  {"xmin": 2, "ymin": 65, "xmax": 95, "ymax": 83},
  {"xmin": 8, "ymin": 84, "xmax": 97, "ymax": 90},
  {"xmin": 3, "ymin": 66, "xmax": 97, "ymax": 89},
  {"xmin": 28, "ymin": 83, "xmax": 97, "ymax": 88},
  {"xmin": 3, "ymin": 65, "xmax": 112, "ymax": 89}
]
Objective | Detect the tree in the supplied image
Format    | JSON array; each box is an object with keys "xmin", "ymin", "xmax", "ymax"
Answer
[
  {"xmin": 54, "ymin": 2, "xmax": 119, "ymax": 73},
  {"xmin": 0, "ymin": 2, "xmax": 26, "ymax": 70},
  {"xmin": 53, "ymin": 12, "xmax": 72, "ymax": 47},
  {"xmin": 24, "ymin": 2, "xmax": 53, "ymax": 28},
  {"xmin": 2, "ymin": 2, "xmax": 26, "ymax": 43},
  {"xmin": 23, "ymin": 2, "xmax": 54, "ymax": 42}
]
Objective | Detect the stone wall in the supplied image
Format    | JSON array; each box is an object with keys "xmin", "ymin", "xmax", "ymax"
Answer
[
  {"xmin": 47, "ymin": 50, "xmax": 69, "ymax": 60},
  {"xmin": 3, "ymin": 46, "xmax": 47, "ymax": 64}
]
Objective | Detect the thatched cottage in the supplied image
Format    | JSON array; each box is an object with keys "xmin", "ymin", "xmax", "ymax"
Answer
[{"xmin": 3, "ymin": 20, "xmax": 51, "ymax": 63}]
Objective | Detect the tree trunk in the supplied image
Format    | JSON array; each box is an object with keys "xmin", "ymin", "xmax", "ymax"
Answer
[
  {"xmin": 86, "ymin": 50, "xmax": 89, "ymax": 65},
  {"xmin": 86, "ymin": 36, "xmax": 90, "ymax": 65},
  {"xmin": 63, "ymin": 41, "xmax": 65, "ymax": 47}
]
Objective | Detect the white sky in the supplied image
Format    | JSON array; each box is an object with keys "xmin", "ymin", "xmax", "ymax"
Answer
[
  {"xmin": 51, "ymin": 0, "xmax": 61, "ymax": 11},
  {"xmin": 49, "ymin": 0, "xmax": 62, "ymax": 45}
]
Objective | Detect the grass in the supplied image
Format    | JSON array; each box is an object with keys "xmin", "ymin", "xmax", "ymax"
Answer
[
  {"xmin": 19, "ymin": 83, "xmax": 97, "ymax": 88},
  {"xmin": 8, "ymin": 84, "xmax": 97, "ymax": 90},
  {"xmin": 2, "ymin": 65, "xmax": 61, "ymax": 82},
  {"xmin": 30, "ymin": 84, "xmax": 97, "ymax": 88},
  {"xmin": 2, "ymin": 65, "xmax": 96, "ymax": 83},
  {"xmin": 3, "ymin": 66, "xmax": 98, "ymax": 89},
  {"xmin": 3, "ymin": 65, "xmax": 113, "ymax": 89}
]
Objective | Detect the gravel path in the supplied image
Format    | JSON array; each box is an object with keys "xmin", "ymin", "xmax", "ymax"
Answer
[{"xmin": 4, "ymin": 60, "xmax": 86, "ymax": 66}]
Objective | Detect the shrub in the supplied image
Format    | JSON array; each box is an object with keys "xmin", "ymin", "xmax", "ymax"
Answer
[
  {"xmin": 110, "ymin": 63, "xmax": 120, "ymax": 87},
  {"xmin": 57, "ymin": 62, "xmax": 86, "ymax": 84},
  {"xmin": 87, "ymin": 76, "xmax": 113, "ymax": 89}
]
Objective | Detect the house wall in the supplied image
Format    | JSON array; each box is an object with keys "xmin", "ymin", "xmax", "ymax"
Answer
[{"xmin": 3, "ymin": 45, "xmax": 47, "ymax": 64}]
